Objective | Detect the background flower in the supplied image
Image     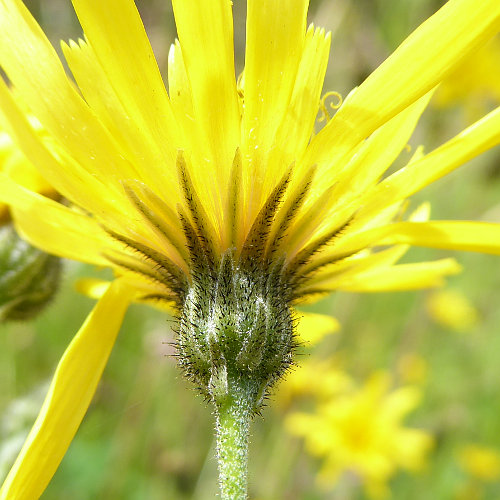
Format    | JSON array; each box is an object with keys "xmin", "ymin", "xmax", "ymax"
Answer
[{"xmin": 285, "ymin": 370, "xmax": 433, "ymax": 499}]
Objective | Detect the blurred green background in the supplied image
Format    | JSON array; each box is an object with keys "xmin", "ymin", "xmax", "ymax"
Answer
[{"xmin": 1, "ymin": 0, "xmax": 500, "ymax": 498}]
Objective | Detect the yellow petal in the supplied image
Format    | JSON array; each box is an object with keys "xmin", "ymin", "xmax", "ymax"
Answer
[
  {"xmin": 332, "ymin": 259, "xmax": 462, "ymax": 292},
  {"xmin": 0, "ymin": 280, "xmax": 133, "ymax": 500},
  {"xmin": 244, "ymin": 0, "xmax": 308, "ymax": 148},
  {"xmin": 168, "ymin": 40, "xmax": 194, "ymax": 117},
  {"xmin": 360, "ymin": 105, "xmax": 500, "ymax": 217},
  {"xmin": 307, "ymin": 0, "xmax": 500, "ymax": 170},
  {"xmin": 167, "ymin": 40, "xmax": 197, "ymax": 149},
  {"xmin": 295, "ymin": 311, "xmax": 340, "ymax": 345},
  {"xmin": 0, "ymin": 77, "xmax": 118, "ymax": 216},
  {"xmin": 333, "ymin": 219, "xmax": 500, "ymax": 260},
  {"xmin": 171, "ymin": 0, "xmax": 239, "ymax": 169},
  {"xmin": 2, "ymin": 150, "xmax": 54, "ymax": 197},
  {"xmin": 307, "ymin": 245, "xmax": 410, "ymax": 289},
  {"xmin": 70, "ymin": 0, "xmax": 179, "ymax": 166},
  {"xmin": 61, "ymin": 38, "xmax": 179, "ymax": 204},
  {"xmin": 291, "ymin": 93, "xmax": 433, "ymax": 245},
  {"xmin": 383, "ymin": 387, "xmax": 422, "ymax": 421},
  {"xmin": 330, "ymin": 91, "xmax": 434, "ymax": 200},
  {"xmin": 0, "ymin": 0, "xmax": 138, "ymax": 191},
  {"xmin": 75, "ymin": 277, "xmax": 177, "ymax": 315},
  {"xmin": 0, "ymin": 121, "xmax": 55, "ymax": 198},
  {"xmin": 379, "ymin": 221, "xmax": 500, "ymax": 254},
  {"xmin": 74, "ymin": 278, "xmax": 112, "ymax": 300},
  {"xmin": 264, "ymin": 26, "xmax": 331, "ymax": 250},
  {"xmin": 0, "ymin": 174, "xmax": 110, "ymax": 265},
  {"xmin": 0, "ymin": 79, "xmax": 162, "ymax": 252},
  {"xmin": 242, "ymin": 0, "xmax": 309, "ymax": 219},
  {"xmin": 271, "ymin": 24, "xmax": 331, "ymax": 182},
  {"xmin": 319, "ymin": 196, "xmax": 432, "ymax": 275},
  {"xmin": 281, "ymin": 25, "xmax": 331, "ymax": 157},
  {"xmin": 170, "ymin": 0, "xmax": 240, "ymax": 241}
]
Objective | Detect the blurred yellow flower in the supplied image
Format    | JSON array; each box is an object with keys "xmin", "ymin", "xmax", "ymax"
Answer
[
  {"xmin": 426, "ymin": 288, "xmax": 479, "ymax": 332},
  {"xmin": 0, "ymin": 0, "xmax": 499, "ymax": 497},
  {"xmin": 435, "ymin": 35, "xmax": 500, "ymax": 119},
  {"xmin": 458, "ymin": 444, "xmax": 500, "ymax": 481},
  {"xmin": 277, "ymin": 357, "xmax": 352, "ymax": 408},
  {"xmin": 286, "ymin": 372, "xmax": 433, "ymax": 498},
  {"xmin": 295, "ymin": 311, "xmax": 340, "ymax": 345}
]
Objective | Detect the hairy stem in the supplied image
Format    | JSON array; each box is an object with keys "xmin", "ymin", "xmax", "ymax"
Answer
[{"xmin": 214, "ymin": 380, "xmax": 254, "ymax": 500}]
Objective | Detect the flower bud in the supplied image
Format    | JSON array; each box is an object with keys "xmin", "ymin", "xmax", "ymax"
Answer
[
  {"xmin": 0, "ymin": 225, "xmax": 62, "ymax": 321},
  {"xmin": 177, "ymin": 250, "xmax": 296, "ymax": 411}
]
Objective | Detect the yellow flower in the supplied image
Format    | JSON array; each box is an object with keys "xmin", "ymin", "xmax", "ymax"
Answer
[
  {"xmin": 286, "ymin": 372, "xmax": 433, "ymax": 498},
  {"xmin": 0, "ymin": 0, "xmax": 499, "ymax": 497},
  {"xmin": 458, "ymin": 444, "xmax": 500, "ymax": 481},
  {"xmin": 426, "ymin": 288, "xmax": 479, "ymax": 332},
  {"xmin": 276, "ymin": 357, "xmax": 353, "ymax": 408},
  {"xmin": 435, "ymin": 34, "xmax": 500, "ymax": 119},
  {"xmin": 295, "ymin": 311, "xmax": 340, "ymax": 345}
]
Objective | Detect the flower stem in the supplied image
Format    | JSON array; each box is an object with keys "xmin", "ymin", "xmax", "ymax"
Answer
[{"xmin": 214, "ymin": 379, "xmax": 255, "ymax": 500}]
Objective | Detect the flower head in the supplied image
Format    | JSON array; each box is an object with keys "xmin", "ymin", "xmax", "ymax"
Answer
[
  {"xmin": 0, "ymin": 0, "xmax": 499, "ymax": 497},
  {"xmin": 0, "ymin": 0, "xmax": 499, "ymax": 306},
  {"xmin": 286, "ymin": 370, "xmax": 433, "ymax": 498},
  {"xmin": 426, "ymin": 288, "xmax": 479, "ymax": 332},
  {"xmin": 458, "ymin": 444, "xmax": 500, "ymax": 482}
]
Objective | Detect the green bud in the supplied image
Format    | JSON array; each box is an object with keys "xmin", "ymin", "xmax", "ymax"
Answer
[
  {"xmin": 177, "ymin": 250, "xmax": 297, "ymax": 412},
  {"xmin": 0, "ymin": 225, "xmax": 62, "ymax": 321}
]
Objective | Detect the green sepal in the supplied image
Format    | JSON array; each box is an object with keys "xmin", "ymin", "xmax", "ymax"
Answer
[{"xmin": 177, "ymin": 249, "xmax": 297, "ymax": 412}]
